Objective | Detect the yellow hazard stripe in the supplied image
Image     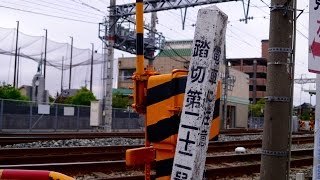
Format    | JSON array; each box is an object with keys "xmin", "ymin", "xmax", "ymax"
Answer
[
  {"xmin": 136, "ymin": 0, "xmax": 144, "ymax": 74},
  {"xmin": 49, "ymin": 171, "xmax": 75, "ymax": 180}
]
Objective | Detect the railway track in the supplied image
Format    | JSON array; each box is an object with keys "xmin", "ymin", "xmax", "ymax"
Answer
[
  {"xmin": 0, "ymin": 132, "xmax": 144, "ymax": 146},
  {"xmin": 0, "ymin": 136, "xmax": 314, "ymax": 178},
  {"xmin": 0, "ymin": 129, "xmax": 311, "ymax": 146},
  {"xmin": 0, "ymin": 136, "xmax": 313, "ymax": 165},
  {"xmin": 0, "ymin": 149, "xmax": 313, "ymax": 179}
]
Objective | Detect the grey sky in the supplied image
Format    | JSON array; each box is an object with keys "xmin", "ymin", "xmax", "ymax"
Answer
[{"xmin": 0, "ymin": 0, "xmax": 314, "ymax": 105}]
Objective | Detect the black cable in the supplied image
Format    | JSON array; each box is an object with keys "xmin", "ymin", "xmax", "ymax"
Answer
[
  {"xmin": 161, "ymin": 50, "xmax": 189, "ymax": 63},
  {"xmin": 19, "ymin": 0, "xmax": 103, "ymax": 19},
  {"xmin": 167, "ymin": 44, "xmax": 190, "ymax": 62},
  {"xmin": 260, "ymin": 0, "xmax": 270, "ymax": 7},
  {"xmin": 15, "ymin": 0, "xmax": 101, "ymax": 20},
  {"xmin": 37, "ymin": 0, "xmax": 104, "ymax": 16},
  {"xmin": 0, "ymin": 5, "xmax": 99, "ymax": 24},
  {"xmin": 71, "ymin": 0, "xmax": 105, "ymax": 14}
]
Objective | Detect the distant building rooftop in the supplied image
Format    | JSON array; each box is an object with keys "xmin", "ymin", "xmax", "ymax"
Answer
[
  {"xmin": 61, "ymin": 89, "xmax": 79, "ymax": 98},
  {"xmin": 158, "ymin": 48, "xmax": 192, "ymax": 57},
  {"xmin": 112, "ymin": 88, "xmax": 132, "ymax": 96}
]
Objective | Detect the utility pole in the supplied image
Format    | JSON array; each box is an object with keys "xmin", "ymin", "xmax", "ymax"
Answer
[
  {"xmin": 40, "ymin": 53, "xmax": 43, "ymax": 73},
  {"xmin": 90, "ymin": 43, "xmax": 94, "ymax": 92},
  {"xmin": 102, "ymin": 17, "xmax": 107, "ymax": 99},
  {"xmin": 253, "ymin": 59, "xmax": 257, "ymax": 103},
  {"xmin": 104, "ymin": 0, "xmax": 116, "ymax": 131},
  {"xmin": 260, "ymin": 0, "xmax": 294, "ymax": 179},
  {"xmin": 13, "ymin": 21, "xmax": 19, "ymax": 88},
  {"xmin": 223, "ymin": 62, "xmax": 229, "ymax": 129},
  {"xmin": 223, "ymin": 44, "xmax": 229, "ymax": 129},
  {"xmin": 61, "ymin": 56, "xmax": 64, "ymax": 93},
  {"xmin": 149, "ymin": 11, "xmax": 157, "ymax": 66},
  {"xmin": 69, "ymin": 36, "xmax": 73, "ymax": 90},
  {"xmin": 43, "ymin": 29, "xmax": 48, "ymax": 87},
  {"xmin": 16, "ymin": 48, "xmax": 21, "ymax": 88}
]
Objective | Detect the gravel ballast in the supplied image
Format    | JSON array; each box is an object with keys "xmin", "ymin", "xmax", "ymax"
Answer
[
  {"xmin": 1, "ymin": 138, "xmax": 144, "ymax": 148},
  {"xmin": 1, "ymin": 134, "xmax": 313, "ymax": 149}
]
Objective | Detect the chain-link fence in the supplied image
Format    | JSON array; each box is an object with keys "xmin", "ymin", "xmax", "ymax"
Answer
[
  {"xmin": 0, "ymin": 99, "xmax": 143, "ymax": 132},
  {"xmin": 248, "ymin": 117, "xmax": 264, "ymax": 128}
]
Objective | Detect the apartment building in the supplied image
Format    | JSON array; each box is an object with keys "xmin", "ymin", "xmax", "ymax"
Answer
[
  {"xmin": 118, "ymin": 40, "xmax": 191, "ymax": 89},
  {"xmin": 229, "ymin": 40, "xmax": 269, "ymax": 103},
  {"xmin": 117, "ymin": 40, "xmax": 249, "ymax": 128}
]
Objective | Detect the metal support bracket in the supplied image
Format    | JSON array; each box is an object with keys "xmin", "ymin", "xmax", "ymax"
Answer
[
  {"xmin": 265, "ymin": 96, "xmax": 290, "ymax": 102},
  {"xmin": 268, "ymin": 47, "xmax": 293, "ymax": 54},
  {"xmin": 241, "ymin": 0, "xmax": 251, "ymax": 24},
  {"xmin": 180, "ymin": 7, "xmax": 188, "ymax": 30},
  {"xmin": 262, "ymin": 149, "xmax": 288, "ymax": 157},
  {"xmin": 270, "ymin": 5, "xmax": 294, "ymax": 12},
  {"xmin": 113, "ymin": 0, "xmax": 242, "ymax": 17},
  {"xmin": 267, "ymin": 61, "xmax": 289, "ymax": 65}
]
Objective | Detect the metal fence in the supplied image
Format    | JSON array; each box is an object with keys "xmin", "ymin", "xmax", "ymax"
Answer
[
  {"xmin": 0, "ymin": 99, "xmax": 143, "ymax": 132},
  {"xmin": 248, "ymin": 117, "xmax": 264, "ymax": 128}
]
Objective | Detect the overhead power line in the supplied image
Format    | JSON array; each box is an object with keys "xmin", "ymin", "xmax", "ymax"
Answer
[
  {"xmin": 15, "ymin": 0, "xmax": 101, "ymax": 19},
  {"xmin": 70, "ymin": 0, "xmax": 105, "ymax": 13},
  {"xmin": 167, "ymin": 44, "xmax": 190, "ymax": 62},
  {"xmin": 38, "ymin": 0, "xmax": 104, "ymax": 16},
  {"xmin": 0, "ymin": 5, "xmax": 99, "ymax": 24},
  {"xmin": 0, "ymin": 0, "xmax": 98, "ymax": 21},
  {"xmin": 17, "ymin": 0, "xmax": 104, "ymax": 18}
]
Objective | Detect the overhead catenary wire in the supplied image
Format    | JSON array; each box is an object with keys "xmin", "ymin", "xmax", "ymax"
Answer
[
  {"xmin": 35, "ymin": 0, "xmax": 105, "ymax": 16},
  {"xmin": 0, "ymin": 4, "xmax": 99, "ymax": 24},
  {"xmin": 70, "ymin": 0, "xmax": 106, "ymax": 14},
  {"xmin": 161, "ymin": 50, "xmax": 189, "ymax": 64},
  {"xmin": 167, "ymin": 44, "xmax": 190, "ymax": 62},
  {"xmin": 14, "ymin": 0, "xmax": 102, "ymax": 20}
]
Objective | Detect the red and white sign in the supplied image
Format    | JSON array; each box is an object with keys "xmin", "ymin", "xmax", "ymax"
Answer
[
  {"xmin": 310, "ymin": 2, "xmax": 320, "ymax": 180},
  {"xmin": 308, "ymin": 0, "xmax": 320, "ymax": 73}
]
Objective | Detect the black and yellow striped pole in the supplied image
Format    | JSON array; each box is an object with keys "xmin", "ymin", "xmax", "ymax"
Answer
[
  {"xmin": 136, "ymin": 0, "xmax": 144, "ymax": 75},
  {"xmin": 133, "ymin": 0, "xmax": 146, "ymax": 114},
  {"xmin": 135, "ymin": 1, "xmax": 151, "ymax": 180}
]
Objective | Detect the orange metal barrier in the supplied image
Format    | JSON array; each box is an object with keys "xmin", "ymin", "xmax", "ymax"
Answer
[{"xmin": 127, "ymin": 71, "xmax": 222, "ymax": 179}]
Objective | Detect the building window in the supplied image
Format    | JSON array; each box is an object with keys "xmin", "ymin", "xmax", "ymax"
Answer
[
  {"xmin": 256, "ymin": 85, "xmax": 266, "ymax": 91},
  {"xmin": 120, "ymin": 69, "xmax": 135, "ymax": 81},
  {"xmin": 256, "ymin": 73, "xmax": 267, "ymax": 78}
]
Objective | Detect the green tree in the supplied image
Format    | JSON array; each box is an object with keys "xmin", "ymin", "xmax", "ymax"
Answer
[
  {"xmin": 300, "ymin": 111, "xmax": 310, "ymax": 121},
  {"xmin": 49, "ymin": 95, "xmax": 55, "ymax": 103},
  {"xmin": 249, "ymin": 98, "xmax": 265, "ymax": 117},
  {"xmin": 0, "ymin": 84, "xmax": 29, "ymax": 100},
  {"xmin": 67, "ymin": 87, "xmax": 96, "ymax": 106},
  {"xmin": 112, "ymin": 91, "xmax": 129, "ymax": 108}
]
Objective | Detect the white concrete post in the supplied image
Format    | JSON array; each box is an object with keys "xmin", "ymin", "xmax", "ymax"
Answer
[
  {"xmin": 313, "ymin": 74, "xmax": 320, "ymax": 180},
  {"xmin": 171, "ymin": 6, "xmax": 227, "ymax": 180}
]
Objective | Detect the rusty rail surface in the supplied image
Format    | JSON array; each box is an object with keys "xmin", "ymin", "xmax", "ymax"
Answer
[
  {"xmin": 0, "ymin": 129, "xmax": 312, "ymax": 146},
  {"xmin": 0, "ymin": 136, "xmax": 313, "ymax": 166},
  {"xmin": 0, "ymin": 145, "xmax": 141, "ymax": 165},
  {"xmin": 0, "ymin": 149, "xmax": 312, "ymax": 179},
  {"xmin": 208, "ymin": 136, "xmax": 313, "ymax": 152},
  {"xmin": 0, "ymin": 132, "xmax": 144, "ymax": 146}
]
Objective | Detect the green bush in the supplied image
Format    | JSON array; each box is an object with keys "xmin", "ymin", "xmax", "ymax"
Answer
[
  {"xmin": 66, "ymin": 87, "xmax": 96, "ymax": 106},
  {"xmin": 112, "ymin": 91, "xmax": 129, "ymax": 108},
  {"xmin": 249, "ymin": 98, "xmax": 265, "ymax": 117},
  {"xmin": 0, "ymin": 84, "xmax": 29, "ymax": 100}
]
